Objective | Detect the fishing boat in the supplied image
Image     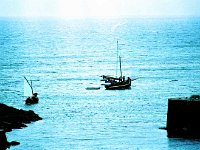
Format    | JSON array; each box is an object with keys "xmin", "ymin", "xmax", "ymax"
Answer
[
  {"xmin": 101, "ymin": 41, "xmax": 131, "ymax": 90},
  {"xmin": 24, "ymin": 76, "xmax": 39, "ymax": 105},
  {"xmin": 102, "ymin": 75, "xmax": 131, "ymax": 90}
]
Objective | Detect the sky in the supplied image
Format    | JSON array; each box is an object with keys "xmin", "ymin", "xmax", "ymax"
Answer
[{"xmin": 0, "ymin": 0, "xmax": 200, "ymax": 18}]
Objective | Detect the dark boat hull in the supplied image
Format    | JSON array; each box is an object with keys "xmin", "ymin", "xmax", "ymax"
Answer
[
  {"xmin": 25, "ymin": 97, "xmax": 39, "ymax": 105},
  {"xmin": 105, "ymin": 80, "xmax": 131, "ymax": 90}
]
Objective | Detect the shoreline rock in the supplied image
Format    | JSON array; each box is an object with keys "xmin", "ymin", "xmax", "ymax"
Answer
[
  {"xmin": 0, "ymin": 103, "xmax": 42, "ymax": 149},
  {"xmin": 0, "ymin": 130, "xmax": 20, "ymax": 149},
  {"xmin": 166, "ymin": 95, "xmax": 200, "ymax": 138}
]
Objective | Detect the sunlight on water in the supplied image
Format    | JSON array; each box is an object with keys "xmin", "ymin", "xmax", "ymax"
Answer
[{"xmin": 0, "ymin": 17, "xmax": 200, "ymax": 149}]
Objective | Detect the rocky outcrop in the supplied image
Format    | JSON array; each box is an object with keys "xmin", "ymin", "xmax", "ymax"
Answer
[
  {"xmin": 167, "ymin": 95, "xmax": 200, "ymax": 138},
  {"xmin": 0, "ymin": 130, "xmax": 20, "ymax": 149},
  {"xmin": 0, "ymin": 103, "xmax": 42, "ymax": 149}
]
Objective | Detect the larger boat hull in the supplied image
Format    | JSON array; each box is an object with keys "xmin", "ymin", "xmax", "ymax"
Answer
[{"xmin": 105, "ymin": 79, "xmax": 131, "ymax": 90}]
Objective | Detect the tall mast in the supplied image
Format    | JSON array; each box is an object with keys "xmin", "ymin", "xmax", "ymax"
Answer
[
  {"xmin": 119, "ymin": 56, "xmax": 122, "ymax": 77},
  {"xmin": 116, "ymin": 40, "xmax": 119, "ymax": 77}
]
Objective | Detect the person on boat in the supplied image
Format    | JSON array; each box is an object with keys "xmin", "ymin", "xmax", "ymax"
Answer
[
  {"xmin": 127, "ymin": 77, "xmax": 131, "ymax": 83},
  {"xmin": 119, "ymin": 76, "xmax": 122, "ymax": 82},
  {"xmin": 109, "ymin": 78, "xmax": 114, "ymax": 84},
  {"xmin": 31, "ymin": 93, "xmax": 38, "ymax": 100},
  {"xmin": 123, "ymin": 76, "xmax": 125, "ymax": 82}
]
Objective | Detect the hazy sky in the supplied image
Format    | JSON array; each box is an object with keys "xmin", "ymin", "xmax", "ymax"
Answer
[{"xmin": 0, "ymin": 0, "xmax": 200, "ymax": 18}]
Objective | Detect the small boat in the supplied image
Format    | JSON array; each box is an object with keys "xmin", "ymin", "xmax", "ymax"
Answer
[
  {"xmin": 24, "ymin": 76, "xmax": 39, "ymax": 105},
  {"xmin": 25, "ymin": 93, "xmax": 39, "ymax": 105},
  {"xmin": 101, "ymin": 41, "xmax": 131, "ymax": 90},
  {"xmin": 86, "ymin": 87, "xmax": 101, "ymax": 90}
]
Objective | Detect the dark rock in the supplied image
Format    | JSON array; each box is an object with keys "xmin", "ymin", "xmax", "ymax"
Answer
[
  {"xmin": 0, "ymin": 130, "xmax": 8, "ymax": 149},
  {"xmin": 166, "ymin": 95, "xmax": 200, "ymax": 138},
  {"xmin": 0, "ymin": 103, "xmax": 42, "ymax": 148},
  {"xmin": 9, "ymin": 141, "xmax": 20, "ymax": 146}
]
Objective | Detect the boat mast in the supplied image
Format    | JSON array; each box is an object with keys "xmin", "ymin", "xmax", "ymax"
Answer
[
  {"xmin": 24, "ymin": 76, "xmax": 34, "ymax": 95},
  {"xmin": 119, "ymin": 56, "xmax": 122, "ymax": 78},
  {"xmin": 116, "ymin": 40, "xmax": 119, "ymax": 77},
  {"xmin": 116, "ymin": 40, "xmax": 122, "ymax": 78}
]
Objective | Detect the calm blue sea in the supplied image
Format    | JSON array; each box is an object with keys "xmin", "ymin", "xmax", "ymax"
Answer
[{"xmin": 0, "ymin": 17, "xmax": 200, "ymax": 150}]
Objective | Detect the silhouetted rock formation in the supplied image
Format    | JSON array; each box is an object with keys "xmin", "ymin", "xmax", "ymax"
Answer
[
  {"xmin": 0, "ymin": 103, "xmax": 42, "ymax": 149},
  {"xmin": 167, "ymin": 95, "xmax": 200, "ymax": 138},
  {"xmin": 0, "ymin": 130, "xmax": 20, "ymax": 149}
]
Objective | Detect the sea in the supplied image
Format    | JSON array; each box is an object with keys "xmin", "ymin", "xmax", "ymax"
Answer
[{"xmin": 0, "ymin": 17, "xmax": 200, "ymax": 150}]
